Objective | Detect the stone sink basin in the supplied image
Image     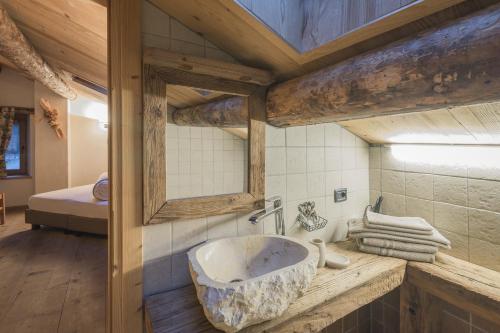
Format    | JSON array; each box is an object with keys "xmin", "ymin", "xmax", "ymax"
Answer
[{"xmin": 188, "ymin": 235, "xmax": 318, "ymax": 332}]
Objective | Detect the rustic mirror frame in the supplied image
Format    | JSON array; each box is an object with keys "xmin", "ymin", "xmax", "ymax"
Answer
[{"xmin": 142, "ymin": 49, "xmax": 270, "ymax": 224}]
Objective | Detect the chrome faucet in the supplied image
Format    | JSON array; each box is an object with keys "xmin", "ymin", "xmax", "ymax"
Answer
[{"xmin": 248, "ymin": 196, "xmax": 285, "ymax": 235}]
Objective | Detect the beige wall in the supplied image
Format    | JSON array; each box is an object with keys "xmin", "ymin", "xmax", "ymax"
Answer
[
  {"xmin": 0, "ymin": 68, "xmax": 34, "ymax": 207},
  {"xmin": 369, "ymin": 144, "xmax": 500, "ymax": 272},
  {"xmin": 33, "ymin": 82, "xmax": 69, "ymax": 194},
  {"xmin": 69, "ymin": 115, "xmax": 107, "ymax": 186}
]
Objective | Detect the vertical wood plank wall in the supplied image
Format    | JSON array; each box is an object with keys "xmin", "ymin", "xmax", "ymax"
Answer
[{"xmin": 108, "ymin": 0, "xmax": 144, "ymax": 332}]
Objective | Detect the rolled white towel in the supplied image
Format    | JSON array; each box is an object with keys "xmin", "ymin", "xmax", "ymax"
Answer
[{"xmin": 93, "ymin": 172, "xmax": 109, "ymax": 201}]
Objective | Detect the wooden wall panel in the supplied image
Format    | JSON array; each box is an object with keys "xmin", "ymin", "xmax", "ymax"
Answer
[
  {"xmin": 108, "ymin": 0, "xmax": 143, "ymax": 332},
  {"xmin": 340, "ymin": 102, "xmax": 500, "ymax": 145}
]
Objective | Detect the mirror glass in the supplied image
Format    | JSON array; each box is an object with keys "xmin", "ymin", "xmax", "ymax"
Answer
[{"xmin": 165, "ymin": 85, "xmax": 248, "ymax": 200}]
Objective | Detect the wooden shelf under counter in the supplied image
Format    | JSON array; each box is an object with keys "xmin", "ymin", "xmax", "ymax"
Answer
[{"xmin": 144, "ymin": 241, "xmax": 407, "ymax": 333}]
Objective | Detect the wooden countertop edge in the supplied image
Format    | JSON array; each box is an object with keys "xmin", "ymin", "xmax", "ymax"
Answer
[
  {"xmin": 265, "ymin": 263, "xmax": 405, "ymax": 333},
  {"xmin": 406, "ymin": 254, "xmax": 500, "ymax": 326}
]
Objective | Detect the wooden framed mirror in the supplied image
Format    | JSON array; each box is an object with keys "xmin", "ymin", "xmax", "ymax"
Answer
[{"xmin": 142, "ymin": 48, "xmax": 272, "ymax": 224}]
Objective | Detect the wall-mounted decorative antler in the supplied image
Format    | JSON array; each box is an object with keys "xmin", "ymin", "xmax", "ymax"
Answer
[{"xmin": 39, "ymin": 98, "xmax": 64, "ymax": 139}]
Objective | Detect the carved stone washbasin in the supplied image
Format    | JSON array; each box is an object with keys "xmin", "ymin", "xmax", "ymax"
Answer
[{"xmin": 187, "ymin": 235, "xmax": 318, "ymax": 332}]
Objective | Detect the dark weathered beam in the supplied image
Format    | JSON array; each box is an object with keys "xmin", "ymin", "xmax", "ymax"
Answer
[
  {"xmin": 266, "ymin": 3, "xmax": 500, "ymax": 127},
  {"xmin": 172, "ymin": 96, "xmax": 247, "ymax": 127},
  {"xmin": 0, "ymin": 5, "xmax": 77, "ymax": 100}
]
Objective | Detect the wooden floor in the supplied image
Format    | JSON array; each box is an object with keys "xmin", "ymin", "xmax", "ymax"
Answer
[{"xmin": 0, "ymin": 207, "xmax": 106, "ymax": 333}]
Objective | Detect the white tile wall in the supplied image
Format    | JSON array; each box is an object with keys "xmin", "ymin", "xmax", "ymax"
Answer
[
  {"xmin": 370, "ymin": 145, "xmax": 500, "ymax": 272},
  {"xmin": 141, "ymin": 2, "xmax": 370, "ymax": 296},
  {"xmin": 142, "ymin": 0, "xmax": 236, "ymax": 62},
  {"xmin": 143, "ymin": 124, "xmax": 370, "ymax": 296},
  {"xmin": 166, "ymin": 124, "xmax": 247, "ymax": 199}
]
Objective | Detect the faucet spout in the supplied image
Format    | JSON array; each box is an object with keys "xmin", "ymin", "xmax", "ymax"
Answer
[{"xmin": 248, "ymin": 196, "xmax": 285, "ymax": 235}]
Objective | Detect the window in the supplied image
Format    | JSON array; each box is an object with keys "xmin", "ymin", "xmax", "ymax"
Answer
[{"xmin": 6, "ymin": 113, "xmax": 28, "ymax": 176}]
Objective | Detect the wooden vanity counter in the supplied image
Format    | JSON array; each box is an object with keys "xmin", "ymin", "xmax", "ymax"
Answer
[{"xmin": 145, "ymin": 241, "xmax": 406, "ymax": 333}]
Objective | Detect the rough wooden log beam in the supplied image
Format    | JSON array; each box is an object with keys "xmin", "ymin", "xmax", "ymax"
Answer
[
  {"xmin": 0, "ymin": 5, "xmax": 76, "ymax": 100},
  {"xmin": 172, "ymin": 96, "xmax": 247, "ymax": 128},
  {"xmin": 266, "ymin": 3, "xmax": 500, "ymax": 127}
]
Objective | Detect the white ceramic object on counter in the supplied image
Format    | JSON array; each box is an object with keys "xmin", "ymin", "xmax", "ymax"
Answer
[
  {"xmin": 326, "ymin": 252, "xmax": 351, "ymax": 269},
  {"xmin": 310, "ymin": 238, "xmax": 326, "ymax": 268},
  {"xmin": 188, "ymin": 235, "xmax": 319, "ymax": 333}
]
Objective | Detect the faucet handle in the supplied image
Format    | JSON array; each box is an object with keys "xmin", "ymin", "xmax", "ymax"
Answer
[{"xmin": 265, "ymin": 196, "xmax": 282, "ymax": 208}]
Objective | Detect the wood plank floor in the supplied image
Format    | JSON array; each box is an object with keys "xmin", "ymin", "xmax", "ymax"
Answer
[{"xmin": 0, "ymin": 207, "xmax": 106, "ymax": 333}]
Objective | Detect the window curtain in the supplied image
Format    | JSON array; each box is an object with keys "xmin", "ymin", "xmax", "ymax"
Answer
[{"xmin": 0, "ymin": 107, "xmax": 16, "ymax": 177}]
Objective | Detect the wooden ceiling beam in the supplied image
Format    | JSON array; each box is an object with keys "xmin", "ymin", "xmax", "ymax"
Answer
[
  {"xmin": 152, "ymin": 65, "xmax": 259, "ymax": 96},
  {"xmin": 172, "ymin": 96, "xmax": 247, "ymax": 128},
  {"xmin": 0, "ymin": 5, "xmax": 76, "ymax": 99},
  {"xmin": 144, "ymin": 47, "xmax": 274, "ymax": 86},
  {"xmin": 266, "ymin": 3, "xmax": 500, "ymax": 127}
]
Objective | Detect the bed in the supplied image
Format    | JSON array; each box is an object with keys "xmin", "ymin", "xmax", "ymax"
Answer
[{"xmin": 25, "ymin": 184, "xmax": 108, "ymax": 235}]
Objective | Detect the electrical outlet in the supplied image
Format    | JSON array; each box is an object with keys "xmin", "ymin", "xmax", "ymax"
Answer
[{"xmin": 334, "ymin": 188, "xmax": 347, "ymax": 202}]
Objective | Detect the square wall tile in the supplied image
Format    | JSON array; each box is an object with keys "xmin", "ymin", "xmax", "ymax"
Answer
[
  {"xmin": 356, "ymin": 147, "xmax": 369, "ymax": 169},
  {"xmin": 381, "ymin": 192, "xmax": 406, "ymax": 216},
  {"xmin": 369, "ymin": 169, "xmax": 381, "ymax": 191},
  {"xmin": 434, "ymin": 202, "xmax": 468, "ymax": 236},
  {"xmin": 406, "ymin": 197, "xmax": 433, "ymax": 225},
  {"xmin": 468, "ymin": 208, "xmax": 500, "ymax": 245},
  {"xmin": 440, "ymin": 230, "xmax": 469, "ymax": 261},
  {"xmin": 266, "ymin": 125, "xmax": 285, "ymax": 147},
  {"xmin": 307, "ymin": 172, "xmax": 326, "ymax": 198},
  {"xmin": 171, "ymin": 252, "xmax": 191, "ymax": 289},
  {"xmin": 286, "ymin": 126, "xmax": 306, "ymax": 147},
  {"xmin": 307, "ymin": 147, "xmax": 325, "ymax": 172},
  {"xmin": 172, "ymin": 218, "xmax": 207, "ymax": 252},
  {"xmin": 207, "ymin": 214, "xmax": 238, "ymax": 239},
  {"xmin": 237, "ymin": 211, "xmax": 264, "ymax": 236},
  {"xmin": 469, "ymin": 238, "xmax": 500, "ymax": 272},
  {"xmin": 434, "ymin": 175, "xmax": 467, "ymax": 206},
  {"xmin": 266, "ymin": 175, "xmax": 286, "ymax": 200},
  {"xmin": 325, "ymin": 147, "xmax": 342, "ymax": 171},
  {"xmin": 286, "ymin": 147, "xmax": 307, "ymax": 174},
  {"xmin": 341, "ymin": 128, "xmax": 356, "ymax": 147},
  {"xmin": 381, "ymin": 146, "xmax": 404, "ymax": 171},
  {"xmin": 324, "ymin": 123, "xmax": 341, "ymax": 146},
  {"xmin": 381, "ymin": 170, "xmax": 405, "ymax": 195},
  {"xmin": 325, "ymin": 171, "xmax": 342, "ymax": 197},
  {"xmin": 143, "ymin": 256, "xmax": 172, "ymax": 296},
  {"xmin": 143, "ymin": 222, "xmax": 172, "ymax": 261},
  {"xmin": 341, "ymin": 147, "xmax": 356, "ymax": 170},
  {"xmin": 265, "ymin": 147, "xmax": 286, "ymax": 176},
  {"xmin": 286, "ymin": 173, "xmax": 307, "ymax": 201},
  {"xmin": 306, "ymin": 124, "xmax": 324, "ymax": 146},
  {"xmin": 405, "ymin": 173, "xmax": 433, "ymax": 200},
  {"xmin": 142, "ymin": 1, "xmax": 170, "ymax": 37},
  {"xmin": 468, "ymin": 178, "xmax": 500, "ymax": 213},
  {"xmin": 369, "ymin": 146, "xmax": 381, "ymax": 169}
]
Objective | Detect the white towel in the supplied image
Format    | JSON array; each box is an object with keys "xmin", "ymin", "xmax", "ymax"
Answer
[
  {"xmin": 365, "ymin": 210, "xmax": 433, "ymax": 234},
  {"xmin": 349, "ymin": 220, "xmax": 451, "ymax": 248},
  {"xmin": 93, "ymin": 172, "xmax": 109, "ymax": 201},
  {"xmin": 358, "ymin": 244, "xmax": 435, "ymax": 263},
  {"xmin": 362, "ymin": 238, "xmax": 438, "ymax": 254}
]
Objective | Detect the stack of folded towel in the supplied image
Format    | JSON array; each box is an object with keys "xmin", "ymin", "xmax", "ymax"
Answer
[{"xmin": 349, "ymin": 210, "xmax": 451, "ymax": 263}]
